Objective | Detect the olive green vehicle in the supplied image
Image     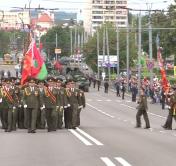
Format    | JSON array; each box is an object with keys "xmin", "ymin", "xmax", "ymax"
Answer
[{"xmin": 73, "ymin": 74, "xmax": 89, "ymax": 92}]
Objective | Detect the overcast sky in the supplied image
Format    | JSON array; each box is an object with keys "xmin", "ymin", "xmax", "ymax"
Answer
[
  {"xmin": 0, "ymin": 0, "xmax": 174, "ymax": 18},
  {"xmin": 0, "ymin": 0, "xmax": 174, "ymax": 10}
]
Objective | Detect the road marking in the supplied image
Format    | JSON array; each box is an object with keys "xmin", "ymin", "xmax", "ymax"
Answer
[
  {"xmin": 125, "ymin": 100, "xmax": 131, "ymax": 103},
  {"xmin": 69, "ymin": 129, "xmax": 93, "ymax": 146},
  {"xmin": 106, "ymin": 99, "xmax": 111, "ymax": 102},
  {"xmin": 148, "ymin": 112, "xmax": 166, "ymax": 119},
  {"xmin": 116, "ymin": 100, "xmax": 122, "ymax": 102},
  {"xmin": 120, "ymin": 104, "xmax": 135, "ymax": 110},
  {"xmin": 159, "ymin": 131, "xmax": 166, "ymax": 134},
  {"xmin": 87, "ymin": 103, "xmax": 115, "ymax": 118},
  {"xmin": 97, "ymin": 99, "xmax": 102, "ymax": 101},
  {"xmin": 121, "ymin": 104, "xmax": 166, "ymax": 119},
  {"xmin": 101, "ymin": 157, "xmax": 116, "ymax": 166},
  {"xmin": 76, "ymin": 127, "xmax": 103, "ymax": 146},
  {"xmin": 115, "ymin": 157, "xmax": 132, "ymax": 166}
]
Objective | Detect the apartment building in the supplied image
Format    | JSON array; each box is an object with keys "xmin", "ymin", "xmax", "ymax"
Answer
[
  {"xmin": 83, "ymin": 0, "xmax": 128, "ymax": 34},
  {"xmin": 0, "ymin": 11, "xmax": 30, "ymax": 30}
]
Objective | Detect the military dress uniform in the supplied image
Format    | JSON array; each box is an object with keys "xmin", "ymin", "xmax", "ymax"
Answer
[
  {"xmin": 43, "ymin": 77, "xmax": 62, "ymax": 132},
  {"xmin": 37, "ymin": 80, "xmax": 46, "ymax": 129},
  {"xmin": 162, "ymin": 89, "xmax": 176, "ymax": 130},
  {"xmin": 1, "ymin": 78, "xmax": 19, "ymax": 132},
  {"xmin": 77, "ymin": 90, "xmax": 86, "ymax": 127},
  {"xmin": 64, "ymin": 85, "xmax": 73, "ymax": 129},
  {"xmin": 22, "ymin": 78, "xmax": 40, "ymax": 133},
  {"xmin": 136, "ymin": 90, "xmax": 150, "ymax": 129},
  {"xmin": 67, "ymin": 80, "xmax": 82, "ymax": 129}
]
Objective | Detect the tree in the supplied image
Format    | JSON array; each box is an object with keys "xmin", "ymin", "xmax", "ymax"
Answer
[
  {"xmin": 84, "ymin": 23, "xmax": 137, "ymax": 73},
  {"xmin": 41, "ymin": 26, "xmax": 71, "ymax": 59}
]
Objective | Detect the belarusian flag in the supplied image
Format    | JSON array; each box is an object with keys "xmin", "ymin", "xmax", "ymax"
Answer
[{"xmin": 21, "ymin": 39, "xmax": 47, "ymax": 84}]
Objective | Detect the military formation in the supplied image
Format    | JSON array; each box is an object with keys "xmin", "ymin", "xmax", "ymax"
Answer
[{"xmin": 0, "ymin": 76, "xmax": 86, "ymax": 133}]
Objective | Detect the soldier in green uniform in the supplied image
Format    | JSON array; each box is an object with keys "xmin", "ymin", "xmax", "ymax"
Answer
[
  {"xmin": 43, "ymin": 77, "xmax": 62, "ymax": 132},
  {"xmin": 22, "ymin": 77, "xmax": 40, "ymax": 133},
  {"xmin": 135, "ymin": 87, "xmax": 150, "ymax": 129},
  {"xmin": 64, "ymin": 80, "xmax": 73, "ymax": 129},
  {"xmin": 67, "ymin": 79, "xmax": 82, "ymax": 129},
  {"xmin": 55, "ymin": 77, "xmax": 65, "ymax": 129},
  {"xmin": 1, "ymin": 78, "xmax": 19, "ymax": 132},
  {"xmin": 0, "ymin": 78, "xmax": 8, "ymax": 129},
  {"xmin": 162, "ymin": 86, "xmax": 176, "ymax": 130},
  {"xmin": 37, "ymin": 80, "xmax": 46, "ymax": 129},
  {"xmin": 77, "ymin": 90, "xmax": 86, "ymax": 127}
]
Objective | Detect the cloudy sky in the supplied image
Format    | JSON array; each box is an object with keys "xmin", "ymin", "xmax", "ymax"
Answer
[
  {"xmin": 0, "ymin": 0, "xmax": 174, "ymax": 18},
  {"xmin": 0, "ymin": 0, "xmax": 174, "ymax": 10}
]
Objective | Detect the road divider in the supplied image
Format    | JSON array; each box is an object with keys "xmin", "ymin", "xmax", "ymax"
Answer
[
  {"xmin": 115, "ymin": 157, "xmax": 132, "ymax": 166},
  {"xmin": 101, "ymin": 157, "xmax": 116, "ymax": 166},
  {"xmin": 76, "ymin": 127, "xmax": 103, "ymax": 146},
  {"xmin": 101, "ymin": 157, "xmax": 132, "ymax": 166},
  {"xmin": 69, "ymin": 129, "xmax": 93, "ymax": 146},
  {"xmin": 87, "ymin": 103, "xmax": 115, "ymax": 118},
  {"xmin": 69, "ymin": 128, "xmax": 103, "ymax": 146}
]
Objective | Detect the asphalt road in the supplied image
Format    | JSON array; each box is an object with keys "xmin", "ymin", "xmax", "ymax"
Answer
[{"xmin": 0, "ymin": 80, "xmax": 176, "ymax": 166}]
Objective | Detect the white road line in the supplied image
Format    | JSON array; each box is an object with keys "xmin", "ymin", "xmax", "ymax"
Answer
[
  {"xmin": 159, "ymin": 131, "xmax": 166, "ymax": 134},
  {"xmin": 116, "ymin": 100, "xmax": 122, "ymax": 102},
  {"xmin": 76, "ymin": 127, "xmax": 103, "ymax": 146},
  {"xmin": 87, "ymin": 103, "xmax": 115, "ymax": 118},
  {"xmin": 121, "ymin": 104, "xmax": 166, "ymax": 119},
  {"xmin": 69, "ymin": 129, "xmax": 93, "ymax": 146},
  {"xmin": 106, "ymin": 99, "xmax": 112, "ymax": 102},
  {"xmin": 115, "ymin": 157, "xmax": 132, "ymax": 166},
  {"xmin": 125, "ymin": 100, "xmax": 131, "ymax": 103},
  {"xmin": 97, "ymin": 100, "xmax": 102, "ymax": 101},
  {"xmin": 120, "ymin": 104, "xmax": 136, "ymax": 110},
  {"xmin": 101, "ymin": 157, "xmax": 116, "ymax": 166}
]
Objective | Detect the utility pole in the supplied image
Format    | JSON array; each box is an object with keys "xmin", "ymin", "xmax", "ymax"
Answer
[
  {"xmin": 70, "ymin": 28, "xmax": 73, "ymax": 56},
  {"xmin": 55, "ymin": 33, "xmax": 58, "ymax": 61},
  {"xmin": 74, "ymin": 26, "xmax": 77, "ymax": 65},
  {"xmin": 97, "ymin": 29, "xmax": 100, "ymax": 79},
  {"xmin": 102, "ymin": 27, "xmax": 106, "ymax": 74},
  {"xmin": 138, "ymin": 12, "xmax": 142, "ymax": 95},
  {"xmin": 126, "ymin": 10, "xmax": 130, "ymax": 91},
  {"xmin": 148, "ymin": 3, "xmax": 153, "ymax": 86},
  {"xmin": 106, "ymin": 27, "xmax": 110, "ymax": 82},
  {"xmin": 116, "ymin": 27, "xmax": 119, "ymax": 77}
]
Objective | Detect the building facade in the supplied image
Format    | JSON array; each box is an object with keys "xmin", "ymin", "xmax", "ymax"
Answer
[
  {"xmin": 0, "ymin": 11, "xmax": 30, "ymax": 30},
  {"xmin": 83, "ymin": 0, "xmax": 128, "ymax": 34}
]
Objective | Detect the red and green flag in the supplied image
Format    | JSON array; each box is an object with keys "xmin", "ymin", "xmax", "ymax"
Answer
[{"xmin": 21, "ymin": 39, "xmax": 48, "ymax": 85}]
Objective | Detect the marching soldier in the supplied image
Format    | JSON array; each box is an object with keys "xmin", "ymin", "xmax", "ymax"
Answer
[
  {"xmin": 55, "ymin": 77, "xmax": 65, "ymax": 129},
  {"xmin": 77, "ymin": 90, "xmax": 86, "ymax": 127},
  {"xmin": 162, "ymin": 87, "xmax": 176, "ymax": 130},
  {"xmin": 43, "ymin": 77, "xmax": 62, "ymax": 132},
  {"xmin": 1, "ymin": 78, "xmax": 19, "ymax": 132},
  {"xmin": 0, "ymin": 77, "xmax": 8, "ymax": 130},
  {"xmin": 37, "ymin": 80, "xmax": 46, "ymax": 129},
  {"xmin": 135, "ymin": 87, "xmax": 150, "ymax": 129},
  {"xmin": 22, "ymin": 77, "xmax": 40, "ymax": 133},
  {"xmin": 64, "ymin": 80, "xmax": 73, "ymax": 129},
  {"xmin": 67, "ymin": 79, "xmax": 82, "ymax": 129}
]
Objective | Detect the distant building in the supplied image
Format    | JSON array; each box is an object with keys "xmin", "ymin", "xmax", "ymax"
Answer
[
  {"xmin": 0, "ymin": 11, "xmax": 30, "ymax": 30},
  {"xmin": 83, "ymin": 0, "xmax": 128, "ymax": 35},
  {"xmin": 31, "ymin": 11, "xmax": 54, "ymax": 38}
]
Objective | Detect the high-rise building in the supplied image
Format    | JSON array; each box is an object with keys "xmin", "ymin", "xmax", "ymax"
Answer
[{"xmin": 83, "ymin": 0, "xmax": 128, "ymax": 35}]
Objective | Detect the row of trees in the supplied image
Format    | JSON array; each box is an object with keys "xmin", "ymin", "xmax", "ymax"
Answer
[{"xmin": 0, "ymin": 30, "xmax": 26, "ymax": 57}]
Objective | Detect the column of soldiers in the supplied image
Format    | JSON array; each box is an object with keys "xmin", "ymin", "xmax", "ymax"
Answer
[{"xmin": 0, "ymin": 76, "xmax": 86, "ymax": 133}]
